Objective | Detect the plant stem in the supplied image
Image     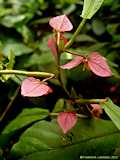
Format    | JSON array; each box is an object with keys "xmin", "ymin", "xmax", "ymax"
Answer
[
  {"xmin": 57, "ymin": 57, "xmax": 71, "ymax": 98},
  {"xmin": 64, "ymin": 49, "xmax": 85, "ymax": 57},
  {"xmin": 56, "ymin": 38, "xmax": 71, "ymax": 98},
  {"xmin": 75, "ymin": 98, "xmax": 107, "ymax": 104},
  {"xmin": 65, "ymin": 18, "xmax": 86, "ymax": 48},
  {"xmin": 0, "ymin": 86, "xmax": 20, "ymax": 121},
  {"xmin": 0, "ymin": 70, "xmax": 54, "ymax": 78},
  {"xmin": 49, "ymin": 112, "xmax": 87, "ymax": 118}
]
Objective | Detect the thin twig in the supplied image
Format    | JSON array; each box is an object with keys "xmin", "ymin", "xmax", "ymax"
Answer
[
  {"xmin": 75, "ymin": 98, "xmax": 107, "ymax": 104},
  {"xmin": 64, "ymin": 49, "xmax": 85, "ymax": 57},
  {"xmin": 0, "ymin": 86, "xmax": 20, "ymax": 121},
  {"xmin": 0, "ymin": 70, "xmax": 54, "ymax": 78},
  {"xmin": 49, "ymin": 112, "xmax": 88, "ymax": 118},
  {"xmin": 65, "ymin": 18, "xmax": 86, "ymax": 48}
]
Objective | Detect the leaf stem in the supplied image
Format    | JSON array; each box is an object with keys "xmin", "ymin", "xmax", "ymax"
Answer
[
  {"xmin": 75, "ymin": 98, "xmax": 107, "ymax": 104},
  {"xmin": 57, "ymin": 55, "xmax": 71, "ymax": 98},
  {"xmin": 0, "ymin": 70, "xmax": 54, "ymax": 78},
  {"xmin": 49, "ymin": 112, "xmax": 87, "ymax": 118},
  {"xmin": 0, "ymin": 86, "xmax": 20, "ymax": 121},
  {"xmin": 64, "ymin": 49, "xmax": 85, "ymax": 57},
  {"xmin": 65, "ymin": 18, "xmax": 86, "ymax": 48}
]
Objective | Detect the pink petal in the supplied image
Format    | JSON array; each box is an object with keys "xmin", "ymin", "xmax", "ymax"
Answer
[
  {"xmin": 57, "ymin": 112, "xmax": 77, "ymax": 134},
  {"xmin": 49, "ymin": 15, "xmax": 73, "ymax": 32},
  {"xmin": 87, "ymin": 52, "xmax": 112, "ymax": 77},
  {"xmin": 48, "ymin": 38, "xmax": 57, "ymax": 58},
  {"xmin": 61, "ymin": 56, "xmax": 84, "ymax": 69},
  {"xmin": 21, "ymin": 77, "xmax": 53, "ymax": 97}
]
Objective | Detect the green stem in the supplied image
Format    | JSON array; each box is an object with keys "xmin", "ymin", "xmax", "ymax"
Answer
[
  {"xmin": 64, "ymin": 49, "xmax": 85, "ymax": 57},
  {"xmin": 57, "ymin": 57, "xmax": 71, "ymax": 98},
  {"xmin": 56, "ymin": 39, "xmax": 71, "ymax": 98},
  {"xmin": 0, "ymin": 86, "xmax": 20, "ymax": 121},
  {"xmin": 65, "ymin": 18, "xmax": 86, "ymax": 48},
  {"xmin": 75, "ymin": 98, "xmax": 107, "ymax": 104},
  {"xmin": 0, "ymin": 70, "xmax": 54, "ymax": 78},
  {"xmin": 49, "ymin": 112, "xmax": 87, "ymax": 118}
]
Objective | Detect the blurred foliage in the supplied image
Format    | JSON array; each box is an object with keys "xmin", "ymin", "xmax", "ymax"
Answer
[{"xmin": 0, "ymin": 0, "xmax": 120, "ymax": 159}]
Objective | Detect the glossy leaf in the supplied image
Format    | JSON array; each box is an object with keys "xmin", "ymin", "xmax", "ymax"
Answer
[
  {"xmin": 1, "ymin": 15, "xmax": 26, "ymax": 28},
  {"xmin": 52, "ymin": 99, "xmax": 65, "ymax": 113},
  {"xmin": 2, "ymin": 39, "xmax": 33, "ymax": 57},
  {"xmin": 101, "ymin": 98, "xmax": 120, "ymax": 130},
  {"xmin": 21, "ymin": 77, "xmax": 53, "ymax": 97},
  {"xmin": 81, "ymin": 0, "xmax": 104, "ymax": 19},
  {"xmin": 2, "ymin": 108, "xmax": 49, "ymax": 134},
  {"xmin": 57, "ymin": 112, "xmax": 77, "ymax": 134},
  {"xmin": 49, "ymin": 15, "xmax": 73, "ymax": 32},
  {"xmin": 61, "ymin": 56, "xmax": 84, "ymax": 69},
  {"xmin": 10, "ymin": 119, "xmax": 120, "ymax": 159},
  {"xmin": 87, "ymin": 52, "xmax": 112, "ymax": 77}
]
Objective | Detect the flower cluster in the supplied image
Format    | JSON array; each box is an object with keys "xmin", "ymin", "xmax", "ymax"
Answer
[{"xmin": 21, "ymin": 15, "xmax": 112, "ymax": 134}]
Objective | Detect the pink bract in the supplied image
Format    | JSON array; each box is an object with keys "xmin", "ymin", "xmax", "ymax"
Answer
[
  {"xmin": 91, "ymin": 104, "xmax": 103, "ymax": 118},
  {"xmin": 48, "ymin": 38, "xmax": 57, "ymax": 58},
  {"xmin": 21, "ymin": 77, "xmax": 52, "ymax": 97},
  {"xmin": 87, "ymin": 52, "xmax": 112, "ymax": 77},
  {"xmin": 61, "ymin": 56, "xmax": 84, "ymax": 69},
  {"xmin": 57, "ymin": 112, "xmax": 77, "ymax": 134},
  {"xmin": 49, "ymin": 15, "xmax": 73, "ymax": 32},
  {"xmin": 48, "ymin": 35, "xmax": 68, "ymax": 59}
]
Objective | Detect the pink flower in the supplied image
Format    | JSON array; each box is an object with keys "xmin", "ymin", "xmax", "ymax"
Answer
[
  {"xmin": 57, "ymin": 112, "xmax": 77, "ymax": 134},
  {"xmin": 21, "ymin": 77, "xmax": 52, "ymax": 97},
  {"xmin": 61, "ymin": 52, "xmax": 112, "ymax": 77},
  {"xmin": 86, "ymin": 52, "xmax": 112, "ymax": 77},
  {"xmin": 49, "ymin": 15, "xmax": 73, "ymax": 32}
]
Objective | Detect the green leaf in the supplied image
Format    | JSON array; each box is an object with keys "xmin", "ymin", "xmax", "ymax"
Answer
[
  {"xmin": 67, "ymin": 65, "xmax": 90, "ymax": 81},
  {"xmin": 0, "ymin": 15, "xmax": 26, "ymax": 27},
  {"xmin": 2, "ymin": 108, "xmax": 49, "ymax": 134},
  {"xmin": 107, "ymin": 23, "xmax": 119, "ymax": 35},
  {"xmin": 63, "ymin": 4, "xmax": 76, "ymax": 15},
  {"xmin": 22, "ymin": 52, "xmax": 55, "ymax": 68},
  {"xmin": 52, "ymin": 98, "xmax": 64, "ymax": 113},
  {"xmin": 1, "ymin": 50, "xmax": 15, "ymax": 81},
  {"xmin": 92, "ymin": 19, "xmax": 105, "ymax": 35},
  {"xmin": 0, "ymin": 148, "xmax": 4, "ymax": 160},
  {"xmin": 76, "ymin": 34, "xmax": 97, "ymax": 42},
  {"xmin": 81, "ymin": 0, "xmax": 104, "ymax": 19},
  {"xmin": 7, "ymin": 50, "xmax": 15, "ymax": 69},
  {"xmin": 101, "ymin": 98, "xmax": 120, "ymax": 130},
  {"xmin": 16, "ymin": 25, "xmax": 33, "ymax": 43},
  {"xmin": 2, "ymin": 39, "xmax": 33, "ymax": 56},
  {"xmin": 0, "ymin": 7, "xmax": 12, "ymax": 17},
  {"xmin": 10, "ymin": 119, "xmax": 120, "ymax": 159}
]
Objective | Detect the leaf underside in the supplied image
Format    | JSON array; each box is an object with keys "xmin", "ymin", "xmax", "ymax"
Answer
[
  {"xmin": 101, "ymin": 98, "xmax": 120, "ymax": 131},
  {"xmin": 81, "ymin": 0, "xmax": 104, "ymax": 19}
]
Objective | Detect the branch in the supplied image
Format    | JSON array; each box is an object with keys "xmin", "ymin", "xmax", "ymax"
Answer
[
  {"xmin": 75, "ymin": 98, "xmax": 107, "ymax": 104},
  {"xmin": 0, "ymin": 86, "xmax": 20, "ymax": 121},
  {"xmin": 49, "ymin": 112, "xmax": 87, "ymax": 118},
  {"xmin": 65, "ymin": 18, "xmax": 86, "ymax": 48},
  {"xmin": 0, "ymin": 70, "xmax": 55, "ymax": 78}
]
